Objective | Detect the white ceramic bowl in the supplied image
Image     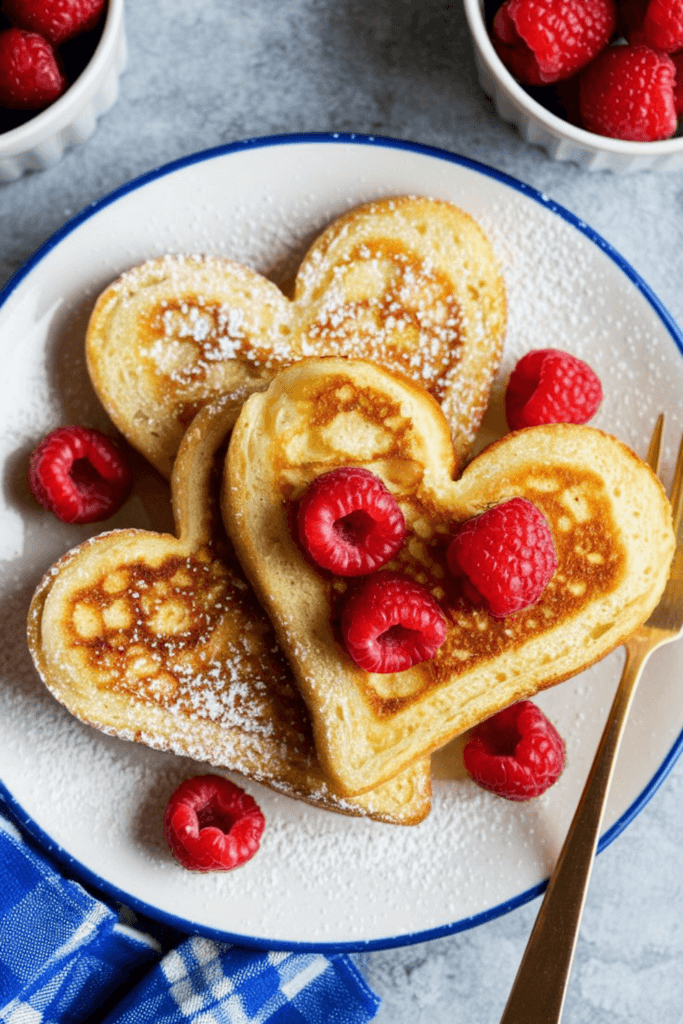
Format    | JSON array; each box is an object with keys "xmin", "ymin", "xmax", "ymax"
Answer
[
  {"xmin": 0, "ymin": 0, "xmax": 126, "ymax": 183},
  {"xmin": 463, "ymin": 0, "xmax": 683, "ymax": 173}
]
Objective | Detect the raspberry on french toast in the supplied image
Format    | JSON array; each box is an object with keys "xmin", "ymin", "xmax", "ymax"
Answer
[
  {"xmin": 85, "ymin": 196, "xmax": 506, "ymax": 477},
  {"xmin": 27, "ymin": 397, "xmax": 431, "ymax": 826},
  {"xmin": 446, "ymin": 497, "xmax": 558, "ymax": 617},
  {"xmin": 298, "ymin": 466, "xmax": 406, "ymax": 576},
  {"xmin": 222, "ymin": 358, "xmax": 674, "ymax": 797}
]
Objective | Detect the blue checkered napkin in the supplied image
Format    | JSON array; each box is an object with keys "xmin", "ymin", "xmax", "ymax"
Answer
[
  {"xmin": 0, "ymin": 805, "xmax": 381, "ymax": 1024},
  {"xmin": 0, "ymin": 809, "xmax": 161, "ymax": 1024},
  {"xmin": 101, "ymin": 937, "xmax": 381, "ymax": 1024}
]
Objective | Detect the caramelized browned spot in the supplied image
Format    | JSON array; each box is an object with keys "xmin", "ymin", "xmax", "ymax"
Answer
[
  {"xmin": 303, "ymin": 239, "xmax": 464, "ymax": 402},
  {"xmin": 275, "ymin": 378, "xmax": 421, "ymax": 496},
  {"xmin": 64, "ymin": 543, "xmax": 314, "ymax": 759},
  {"xmin": 309, "ymin": 380, "xmax": 407, "ymax": 430}
]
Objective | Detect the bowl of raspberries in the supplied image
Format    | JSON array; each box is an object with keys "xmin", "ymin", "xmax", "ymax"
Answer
[
  {"xmin": 0, "ymin": 0, "xmax": 125, "ymax": 182},
  {"xmin": 463, "ymin": 0, "xmax": 683, "ymax": 172}
]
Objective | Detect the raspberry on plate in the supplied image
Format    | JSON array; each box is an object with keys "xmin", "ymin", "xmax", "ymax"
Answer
[
  {"xmin": 163, "ymin": 775, "xmax": 265, "ymax": 872},
  {"xmin": 463, "ymin": 700, "xmax": 566, "ymax": 801},
  {"xmin": 447, "ymin": 497, "xmax": 557, "ymax": 618},
  {"xmin": 505, "ymin": 349, "xmax": 603, "ymax": 431},
  {"xmin": 3, "ymin": 0, "xmax": 106, "ymax": 47},
  {"xmin": 341, "ymin": 572, "xmax": 447, "ymax": 673},
  {"xmin": 579, "ymin": 44, "xmax": 677, "ymax": 141},
  {"xmin": 298, "ymin": 467, "xmax": 406, "ymax": 576},
  {"xmin": 28, "ymin": 425, "xmax": 132, "ymax": 524},
  {"xmin": 0, "ymin": 27, "xmax": 66, "ymax": 109},
  {"xmin": 492, "ymin": 0, "xmax": 616, "ymax": 85}
]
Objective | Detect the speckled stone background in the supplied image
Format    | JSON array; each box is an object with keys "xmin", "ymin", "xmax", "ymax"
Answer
[{"xmin": 1, "ymin": 2, "xmax": 682, "ymax": 1022}]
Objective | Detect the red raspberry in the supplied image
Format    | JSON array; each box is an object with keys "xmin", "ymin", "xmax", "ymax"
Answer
[
  {"xmin": 505, "ymin": 349, "xmax": 603, "ymax": 431},
  {"xmin": 0, "ymin": 27, "xmax": 66, "ymax": 109},
  {"xmin": 672, "ymin": 50, "xmax": 683, "ymax": 115},
  {"xmin": 28, "ymin": 426, "xmax": 132, "ymax": 524},
  {"xmin": 579, "ymin": 44, "xmax": 677, "ymax": 141},
  {"xmin": 463, "ymin": 700, "xmax": 565, "ymax": 801},
  {"xmin": 3, "ymin": 0, "xmax": 106, "ymax": 47},
  {"xmin": 163, "ymin": 775, "xmax": 265, "ymax": 872},
  {"xmin": 298, "ymin": 467, "xmax": 406, "ymax": 577},
  {"xmin": 641, "ymin": 0, "xmax": 683, "ymax": 53},
  {"xmin": 341, "ymin": 572, "xmax": 447, "ymax": 673},
  {"xmin": 491, "ymin": 0, "xmax": 616, "ymax": 86},
  {"xmin": 447, "ymin": 498, "xmax": 557, "ymax": 618}
]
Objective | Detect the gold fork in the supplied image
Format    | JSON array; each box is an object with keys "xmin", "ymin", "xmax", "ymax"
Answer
[{"xmin": 499, "ymin": 414, "xmax": 683, "ymax": 1024}]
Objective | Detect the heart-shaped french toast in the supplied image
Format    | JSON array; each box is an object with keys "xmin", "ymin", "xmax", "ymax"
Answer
[
  {"xmin": 86, "ymin": 196, "xmax": 506, "ymax": 477},
  {"xmin": 27, "ymin": 396, "xmax": 431, "ymax": 825},
  {"xmin": 223, "ymin": 358, "xmax": 675, "ymax": 797}
]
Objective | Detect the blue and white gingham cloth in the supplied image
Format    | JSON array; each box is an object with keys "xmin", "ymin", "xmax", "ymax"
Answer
[{"xmin": 0, "ymin": 807, "xmax": 381, "ymax": 1024}]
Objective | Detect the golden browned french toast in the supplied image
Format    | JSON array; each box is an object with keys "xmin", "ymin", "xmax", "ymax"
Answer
[
  {"xmin": 223, "ymin": 358, "xmax": 675, "ymax": 797},
  {"xmin": 26, "ymin": 396, "xmax": 431, "ymax": 825},
  {"xmin": 86, "ymin": 196, "xmax": 506, "ymax": 478}
]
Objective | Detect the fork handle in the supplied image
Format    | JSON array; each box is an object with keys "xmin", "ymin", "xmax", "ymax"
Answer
[{"xmin": 498, "ymin": 637, "xmax": 654, "ymax": 1024}]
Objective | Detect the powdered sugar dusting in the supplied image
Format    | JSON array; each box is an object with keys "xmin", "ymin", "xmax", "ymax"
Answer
[
  {"xmin": 299, "ymin": 243, "xmax": 465, "ymax": 391},
  {"xmin": 112, "ymin": 254, "xmax": 297, "ymax": 389}
]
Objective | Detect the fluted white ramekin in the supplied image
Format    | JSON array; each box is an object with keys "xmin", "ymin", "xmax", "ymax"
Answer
[
  {"xmin": 0, "ymin": 0, "xmax": 126, "ymax": 183},
  {"xmin": 463, "ymin": 0, "xmax": 683, "ymax": 173}
]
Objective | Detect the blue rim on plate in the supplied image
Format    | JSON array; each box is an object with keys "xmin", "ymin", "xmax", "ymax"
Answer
[{"xmin": 1, "ymin": 132, "xmax": 682, "ymax": 953}]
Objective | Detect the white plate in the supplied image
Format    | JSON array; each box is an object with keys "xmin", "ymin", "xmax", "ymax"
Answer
[{"xmin": 1, "ymin": 134, "xmax": 682, "ymax": 951}]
